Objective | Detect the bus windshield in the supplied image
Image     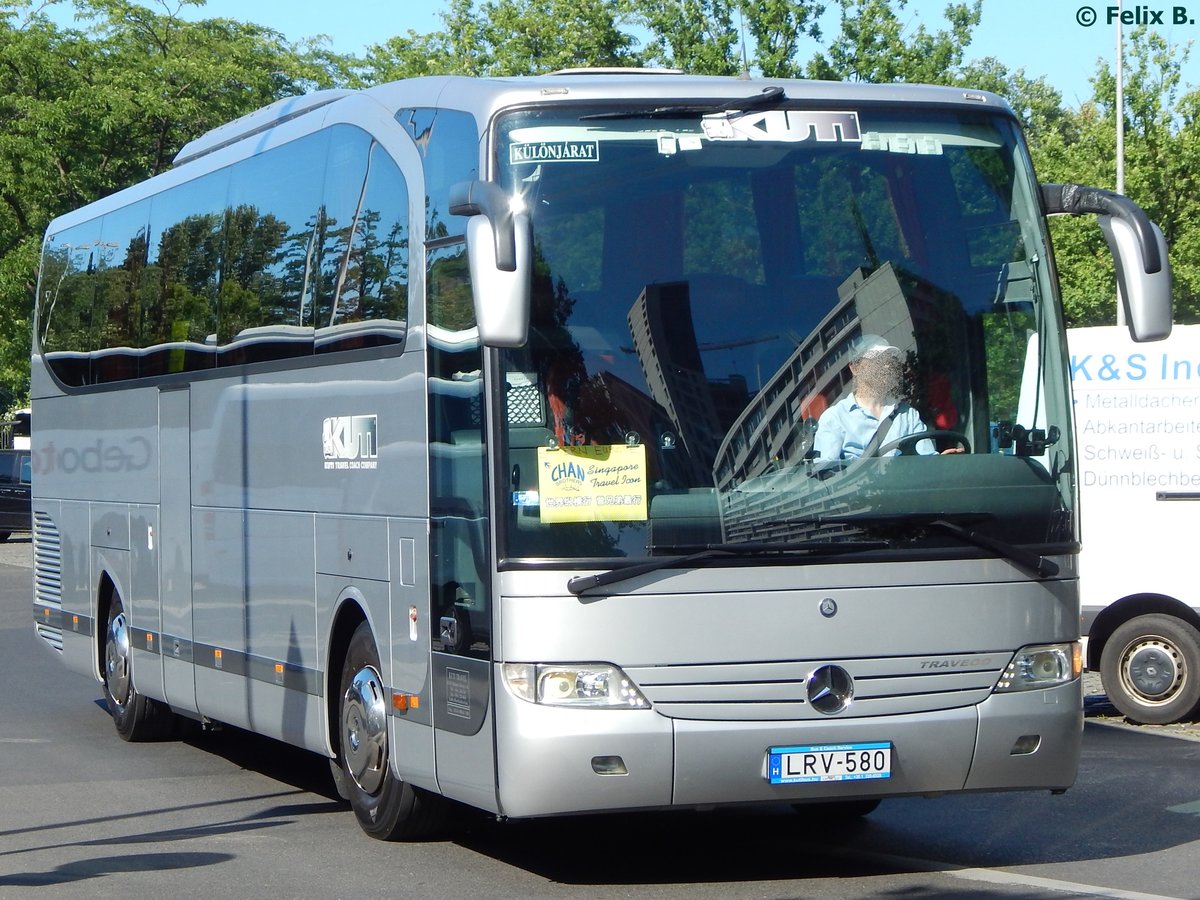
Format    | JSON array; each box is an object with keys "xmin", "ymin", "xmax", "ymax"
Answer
[{"xmin": 494, "ymin": 104, "xmax": 1073, "ymax": 562}]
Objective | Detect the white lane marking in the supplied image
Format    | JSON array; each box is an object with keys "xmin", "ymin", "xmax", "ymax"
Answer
[
  {"xmin": 952, "ymin": 866, "xmax": 1182, "ymax": 900},
  {"xmin": 824, "ymin": 843, "xmax": 1184, "ymax": 900}
]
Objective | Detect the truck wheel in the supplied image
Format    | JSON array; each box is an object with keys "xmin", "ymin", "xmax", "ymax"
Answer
[
  {"xmin": 103, "ymin": 594, "xmax": 175, "ymax": 741},
  {"xmin": 337, "ymin": 621, "xmax": 450, "ymax": 839},
  {"xmin": 1100, "ymin": 614, "xmax": 1200, "ymax": 724}
]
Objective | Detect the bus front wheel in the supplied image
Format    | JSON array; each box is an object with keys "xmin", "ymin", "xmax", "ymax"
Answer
[
  {"xmin": 1100, "ymin": 613, "xmax": 1200, "ymax": 725},
  {"xmin": 103, "ymin": 593, "xmax": 174, "ymax": 741},
  {"xmin": 337, "ymin": 621, "xmax": 449, "ymax": 840}
]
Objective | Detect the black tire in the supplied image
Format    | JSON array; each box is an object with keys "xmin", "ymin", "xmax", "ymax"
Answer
[
  {"xmin": 337, "ymin": 621, "xmax": 451, "ymax": 840},
  {"xmin": 0, "ymin": 531, "xmax": 10, "ymax": 542},
  {"xmin": 1100, "ymin": 614, "xmax": 1200, "ymax": 725},
  {"xmin": 792, "ymin": 798, "xmax": 882, "ymax": 821},
  {"xmin": 103, "ymin": 593, "xmax": 175, "ymax": 741}
]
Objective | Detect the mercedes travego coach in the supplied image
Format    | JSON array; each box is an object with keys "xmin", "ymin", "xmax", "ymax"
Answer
[{"xmin": 29, "ymin": 72, "xmax": 1172, "ymax": 839}]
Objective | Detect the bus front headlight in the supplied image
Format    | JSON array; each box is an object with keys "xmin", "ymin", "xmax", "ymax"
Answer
[
  {"xmin": 503, "ymin": 663, "xmax": 650, "ymax": 709},
  {"xmin": 995, "ymin": 642, "xmax": 1082, "ymax": 692}
]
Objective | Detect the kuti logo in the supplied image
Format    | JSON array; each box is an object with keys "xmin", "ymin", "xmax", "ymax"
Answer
[{"xmin": 323, "ymin": 415, "xmax": 379, "ymax": 470}]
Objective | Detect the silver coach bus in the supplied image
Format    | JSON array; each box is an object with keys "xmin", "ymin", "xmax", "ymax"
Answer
[{"xmin": 30, "ymin": 73, "xmax": 1171, "ymax": 839}]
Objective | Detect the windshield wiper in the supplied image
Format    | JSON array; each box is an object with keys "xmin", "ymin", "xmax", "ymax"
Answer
[
  {"xmin": 785, "ymin": 512, "xmax": 1059, "ymax": 579},
  {"xmin": 579, "ymin": 86, "xmax": 786, "ymax": 121},
  {"xmin": 566, "ymin": 537, "xmax": 886, "ymax": 596}
]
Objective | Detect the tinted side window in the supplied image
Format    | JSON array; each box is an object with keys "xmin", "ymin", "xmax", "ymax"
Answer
[
  {"xmin": 92, "ymin": 202, "xmax": 151, "ymax": 366},
  {"xmin": 220, "ymin": 129, "xmax": 329, "ymax": 356},
  {"xmin": 397, "ymin": 108, "xmax": 478, "ymax": 240},
  {"xmin": 141, "ymin": 169, "xmax": 229, "ymax": 376},
  {"xmin": 413, "ymin": 109, "xmax": 489, "ymax": 665},
  {"xmin": 39, "ymin": 218, "xmax": 103, "ymax": 385},
  {"xmin": 39, "ymin": 125, "xmax": 412, "ymax": 386},
  {"xmin": 318, "ymin": 142, "xmax": 410, "ymax": 353}
]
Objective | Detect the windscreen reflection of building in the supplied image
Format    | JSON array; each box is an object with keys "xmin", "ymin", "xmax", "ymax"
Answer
[
  {"xmin": 710, "ymin": 264, "xmax": 919, "ymax": 493},
  {"xmin": 625, "ymin": 268, "xmax": 922, "ymax": 501},
  {"xmin": 626, "ymin": 282, "xmax": 747, "ymax": 487}
]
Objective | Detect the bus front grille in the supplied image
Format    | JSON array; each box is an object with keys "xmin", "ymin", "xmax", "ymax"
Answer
[
  {"xmin": 624, "ymin": 652, "xmax": 1012, "ymax": 720},
  {"xmin": 33, "ymin": 511, "xmax": 63, "ymax": 652}
]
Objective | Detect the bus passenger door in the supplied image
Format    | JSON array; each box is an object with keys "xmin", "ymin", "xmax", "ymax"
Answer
[
  {"xmin": 427, "ymin": 260, "xmax": 497, "ymax": 813},
  {"xmin": 159, "ymin": 385, "xmax": 196, "ymax": 712}
]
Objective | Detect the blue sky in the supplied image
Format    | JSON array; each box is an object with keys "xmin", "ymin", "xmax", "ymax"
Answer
[{"xmin": 46, "ymin": 0, "xmax": 1200, "ymax": 107}]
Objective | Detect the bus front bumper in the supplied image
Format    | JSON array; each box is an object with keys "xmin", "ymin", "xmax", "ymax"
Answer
[{"xmin": 493, "ymin": 680, "xmax": 1082, "ymax": 819}]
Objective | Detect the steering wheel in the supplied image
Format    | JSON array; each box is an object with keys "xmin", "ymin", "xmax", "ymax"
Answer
[{"xmin": 875, "ymin": 429, "xmax": 972, "ymax": 457}]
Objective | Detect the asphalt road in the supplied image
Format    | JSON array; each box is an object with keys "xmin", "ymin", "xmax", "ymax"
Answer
[{"xmin": 3, "ymin": 538, "xmax": 1199, "ymax": 899}]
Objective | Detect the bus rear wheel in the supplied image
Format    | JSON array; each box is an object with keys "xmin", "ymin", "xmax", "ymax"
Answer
[
  {"xmin": 1100, "ymin": 614, "xmax": 1200, "ymax": 725},
  {"xmin": 103, "ymin": 594, "xmax": 174, "ymax": 741},
  {"xmin": 337, "ymin": 621, "xmax": 450, "ymax": 840}
]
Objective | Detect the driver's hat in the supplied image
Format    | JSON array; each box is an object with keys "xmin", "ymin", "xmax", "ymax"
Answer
[{"xmin": 851, "ymin": 334, "xmax": 901, "ymax": 361}]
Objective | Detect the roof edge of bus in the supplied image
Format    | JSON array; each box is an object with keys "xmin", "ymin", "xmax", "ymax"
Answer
[
  {"xmin": 366, "ymin": 72, "xmax": 1014, "ymax": 119},
  {"xmin": 548, "ymin": 67, "xmax": 686, "ymax": 76},
  {"xmin": 174, "ymin": 89, "xmax": 355, "ymax": 167},
  {"xmin": 172, "ymin": 75, "xmax": 1013, "ymax": 172}
]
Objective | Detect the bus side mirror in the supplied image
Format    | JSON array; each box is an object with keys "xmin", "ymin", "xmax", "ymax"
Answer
[
  {"xmin": 1041, "ymin": 183, "xmax": 1172, "ymax": 342},
  {"xmin": 449, "ymin": 180, "xmax": 532, "ymax": 348}
]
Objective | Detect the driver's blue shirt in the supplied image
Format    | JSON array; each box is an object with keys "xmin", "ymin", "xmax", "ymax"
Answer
[{"xmin": 813, "ymin": 394, "xmax": 934, "ymax": 459}]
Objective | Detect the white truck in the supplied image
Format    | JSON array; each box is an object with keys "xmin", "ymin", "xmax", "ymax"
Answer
[{"xmin": 1070, "ymin": 324, "xmax": 1200, "ymax": 724}]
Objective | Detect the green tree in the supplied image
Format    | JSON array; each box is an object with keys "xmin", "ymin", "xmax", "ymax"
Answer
[
  {"xmin": 351, "ymin": 0, "xmax": 485, "ymax": 82},
  {"xmin": 626, "ymin": 0, "xmax": 741, "ymax": 75},
  {"xmin": 482, "ymin": 0, "xmax": 638, "ymax": 74},
  {"xmin": 623, "ymin": 0, "xmax": 826, "ymax": 77},
  {"xmin": 355, "ymin": 0, "xmax": 639, "ymax": 82},
  {"xmin": 1033, "ymin": 28, "xmax": 1200, "ymax": 326},
  {"xmin": 806, "ymin": 0, "xmax": 981, "ymax": 84},
  {"xmin": 957, "ymin": 56, "xmax": 1072, "ymax": 141}
]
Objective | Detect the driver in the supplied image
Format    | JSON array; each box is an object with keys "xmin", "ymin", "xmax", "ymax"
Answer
[{"xmin": 813, "ymin": 335, "xmax": 961, "ymax": 460}]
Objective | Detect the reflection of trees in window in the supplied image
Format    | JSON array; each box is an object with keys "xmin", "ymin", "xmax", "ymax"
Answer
[
  {"xmin": 795, "ymin": 159, "xmax": 904, "ymax": 278},
  {"xmin": 219, "ymin": 204, "xmax": 291, "ymax": 341},
  {"xmin": 36, "ymin": 248, "xmax": 69, "ymax": 347},
  {"xmin": 305, "ymin": 205, "xmax": 340, "ymax": 331},
  {"xmin": 40, "ymin": 127, "xmax": 412, "ymax": 385},
  {"xmin": 94, "ymin": 230, "xmax": 148, "ymax": 349},
  {"xmin": 40, "ymin": 244, "xmax": 97, "ymax": 354},
  {"xmin": 684, "ymin": 177, "xmax": 763, "ymax": 284},
  {"xmin": 321, "ymin": 145, "xmax": 410, "ymax": 333},
  {"xmin": 982, "ymin": 307, "xmax": 1035, "ymax": 422},
  {"xmin": 949, "ymin": 146, "xmax": 1015, "ymax": 218},
  {"xmin": 534, "ymin": 206, "xmax": 602, "ymax": 294},
  {"xmin": 337, "ymin": 209, "xmax": 409, "ymax": 324},
  {"xmin": 153, "ymin": 211, "xmax": 222, "ymax": 345},
  {"xmin": 428, "ymin": 243, "xmax": 473, "ymax": 331}
]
